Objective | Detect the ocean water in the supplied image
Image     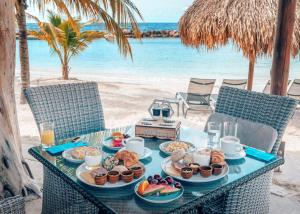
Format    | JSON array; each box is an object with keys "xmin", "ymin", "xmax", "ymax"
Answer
[{"xmin": 17, "ymin": 23, "xmax": 300, "ymax": 82}]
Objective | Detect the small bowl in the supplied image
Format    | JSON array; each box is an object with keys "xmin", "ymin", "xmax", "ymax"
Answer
[
  {"xmin": 199, "ymin": 166, "xmax": 212, "ymax": 178},
  {"xmin": 181, "ymin": 167, "xmax": 193, "ymax": 179},
  {"xmin": 94, "ymin": 173, "xmax": 107, "ymax": 185},
  {"xmin": 121, "ymin": 170, "xmax": 134, "ymax": 183},
  {"xmin": 130, "ymin": 166, "xmax": 144, "ymax": 179},
  {"xmin": 211, "ymin": 164, "xmax": 224, "ymax": 175},
  {"xmin": 107, "ymin": 171, "xmax": 120, "ymax": 183},
  {"xmin": 189, "ymin": 163, "xmax": 200, "ymax": 174}
]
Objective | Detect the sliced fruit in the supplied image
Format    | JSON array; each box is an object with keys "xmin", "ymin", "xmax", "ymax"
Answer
[
  {"xmin": 137, "ymin": 180, "xmax": 149, "ymax": 195},
  {"xmin": 160, "ymin": 185, "xmax": 180, "ymax": 195},
  {"xmin": 142, "ymin": 184, "xmax": 165, "ymax": 196}
]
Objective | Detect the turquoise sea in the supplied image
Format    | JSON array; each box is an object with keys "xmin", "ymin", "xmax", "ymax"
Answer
[{"xmin": 16, "ymin": 23, "xmax": 300, "ymax": 81}]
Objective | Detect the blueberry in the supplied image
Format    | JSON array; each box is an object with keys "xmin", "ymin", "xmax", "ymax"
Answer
[
  {"xmin": 150, "ymin": 179, "xmax": 158, "ymax": 184},
  {"xmin": 147, "ymin": 176, "xmax": 153, "ymax": 182}
]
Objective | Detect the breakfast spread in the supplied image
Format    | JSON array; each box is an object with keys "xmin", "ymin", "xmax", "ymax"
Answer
[
  {"xmin": 70, "ymin": 147, "xmax": 98, "ymax": 160},
  {"xmin": 137, "ymin": 174, "xmax": 182, "ymax": 198},
  {"xmin": 79, "ymin": 150, "xmax": 144, "ymax": 187},
  {"xmin": 162, "ymin": 149, "xmax": 227, "ymax": 181}
]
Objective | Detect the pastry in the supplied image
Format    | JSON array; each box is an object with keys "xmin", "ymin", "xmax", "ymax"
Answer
[
  {"xmin": 71, "ymin": 147, "xmax": 97, "ymax": 160},
  {"xmin": 210, "ymin": 150, "xmax": 225, "ymax": 165},
  {"xmin": 90, "ymin": 167, "xmax": 108, "ymax": 178},
  {"xmin": 102, "ymin": 155, "xmax": 119, "ymax": 171},
  {"xmin": 115, "ymin": 150, "xmax": 139, "ymax": 168},
  {"xmin": 111, "ymin": 165, "xmax": 128, "ymax": 173},
  {"xmin": 183, "ymin": 153, "xmax": 194, "ymax": 165},
  {"xmin": 171, "ymin": 149, "xmax": 185, "ymax": 162}
]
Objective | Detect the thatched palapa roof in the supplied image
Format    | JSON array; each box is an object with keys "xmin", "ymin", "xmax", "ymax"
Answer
[{"xmin": 179, "ymin": 0, "xmax": 300, "ymax": 60}]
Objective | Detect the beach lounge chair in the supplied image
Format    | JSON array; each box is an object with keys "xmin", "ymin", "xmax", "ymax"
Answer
[
  {"xmin": 24, "ymin": 82, "xmax": 105, "ymax": 213},
  {"xmin": 0, "ymin": 195, "xmax": 25, "ymax": 214},
  {"xmin": 263, "ymin": 80, "xmax": 291, "ymax": 94},
  {"xmin": 203, "ymin": 86, "xmax": 297, "ymax": 214},
  {"xmin": 287, "ymin": 79, "xmax": 300, "ymax": 109},
  {"xmin": 177, "ymin": 78, "xmax": 216, "ymax": 118},
  {"xmin": 221, "ymin": 79, "xmax": 247, "ymax": 89}
]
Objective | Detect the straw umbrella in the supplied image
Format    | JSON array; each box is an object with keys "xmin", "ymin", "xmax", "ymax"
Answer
[{"xmin": 179, "ymin": 0, "xmax": 300, "ymax": 90}]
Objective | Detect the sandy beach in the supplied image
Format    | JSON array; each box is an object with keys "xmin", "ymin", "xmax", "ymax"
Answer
[{"xmin": 17, "ymin": 75, "xmax": 300, "ymax": 213}]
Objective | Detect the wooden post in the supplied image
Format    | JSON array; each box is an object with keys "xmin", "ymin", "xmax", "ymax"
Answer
[
  {"xmin": 270, "ymin": 0, "xmax": 297, "ymax": 95},
  {"xmin": 247, "ymin": 58, "xmax": 255, "ymax": 91}
]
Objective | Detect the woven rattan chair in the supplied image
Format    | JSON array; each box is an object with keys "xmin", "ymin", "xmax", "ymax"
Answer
[
  {"xmin": 287, "ymin": 79, "xmax": 300, "ymax": 110},
  {"xmin": 177, "ymin": 78, "xmax": 216, "ymax": 118},
  {"xmin": 24, "ymin": 82, "xmax": 105, "ymax": 213},
  {"xmin": 24, "ymin": 82, "xmax": 105, "ymax": 141},
  {"xmin": 0, "ymin": 195, "xmax": 25, "ymax": 214},
  {"xmin": 263, "ymin": 80, "xmax": 291, "ymax": 94},
  {"xmin": 203, "ymin": 86, "xmax": 297, "ymax": 214},
  {"xmin": 221, "ymin": 79, "xmax": 247, "ymax": 89}
]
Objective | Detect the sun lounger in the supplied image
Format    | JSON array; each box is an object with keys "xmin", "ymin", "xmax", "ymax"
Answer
[
  {"xmin": 221, "ymin": 79, "xmax": 247, "ymax": 89},
  {"xmin": 177, "ymin": 78, "xmax": 216, "ymax": 118}
]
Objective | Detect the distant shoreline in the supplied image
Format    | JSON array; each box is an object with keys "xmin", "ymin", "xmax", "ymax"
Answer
[{"xmin": 16, "ymin": 29, "xmax": 179, "ymax": 40}]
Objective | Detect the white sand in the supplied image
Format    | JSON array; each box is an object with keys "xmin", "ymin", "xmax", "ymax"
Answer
[{"xmin": 17, "ymin": 75, "xmax": 300, "ymax": 213}]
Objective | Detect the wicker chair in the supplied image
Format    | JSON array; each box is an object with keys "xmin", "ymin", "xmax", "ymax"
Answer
[
  {"xmin": 24, "ymin": 82, "xmax": 105, "ymax": 214},
  {"xmin": 0, "ymin": 195, "xmax": 25, "ymax": 214},
  {"xmin": 203, "ymin": 86, "xmax": 297, "ymax": 214},
  {"xmin": 24, "ymin": 82, "xmax": 105, "ymax": 141}
]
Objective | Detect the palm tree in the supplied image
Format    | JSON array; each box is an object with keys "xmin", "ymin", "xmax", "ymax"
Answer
[
  {"xmin": 29, "ymin": 12, "xmax": 110, "ymax": 80},
  {"xmin": 16, "ymin": 0, "xmax": 142, "ymax": 103}
]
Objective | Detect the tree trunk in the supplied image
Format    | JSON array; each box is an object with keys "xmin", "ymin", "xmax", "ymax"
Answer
[
  {"xmin": 0, "ymin": 0, "xmax": 40, "ymax": 198},
  {"xmin": 271, "ymin": 0, "xmax": 297, "ymax": 95},
  {"xmin": 247, "ymin": 58, "xmax": 255, "ymax": 91},
  {"xmin": 15, "ymin": 0, "xmax": 30, "ymax": 104},
  {"xmin": 62, "ymin": 62, "xmax": 69, "ymax": 80}
]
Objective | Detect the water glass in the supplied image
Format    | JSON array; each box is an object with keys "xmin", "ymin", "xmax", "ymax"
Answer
[
  {"xmin": 40, "ymin": 122, "xmax": 55, "ymax": 150},
  {"xmin": 207, "ymin": 122, "xmax": 221, "ymax": 149},
  {"xmin": 223, "ymin": 121, "xmax": 238, "ymax": 137},
  {"xmin": 85, "ymin": 148, "xmax": 102, "ymax": 170},
  {"xmin": 162, "ymin": 107, "xmax": 171, "ymax": 118}
]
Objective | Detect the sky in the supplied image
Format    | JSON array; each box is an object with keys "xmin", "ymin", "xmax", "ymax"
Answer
[{"xmin": 26, "ymin": 0, "xmax": 194, "ymax": 23}]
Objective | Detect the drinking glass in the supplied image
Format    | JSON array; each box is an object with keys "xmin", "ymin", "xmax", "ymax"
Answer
[
  {"xmin": 207, "ymin": 122, "xmax": 221, "ymax": 149},
  {"xmin": 85, "ymin": 148, "xmax": 102, "ymax": 170},
  {"xmin": 223, "ymin": 121, "xmax": 238, "ymax": 137},
  {"xmin": 40, "ymin": 122, "xmax": 55, "ymax": 150},
  {"xmin": 162, "ymin": 107, "xmax": 171, "ymax": 118}
]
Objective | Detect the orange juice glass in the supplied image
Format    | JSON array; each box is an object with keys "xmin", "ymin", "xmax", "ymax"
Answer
[{"xmin": 40, "ymin": 122, "xmax": 55, "ymax": 150}]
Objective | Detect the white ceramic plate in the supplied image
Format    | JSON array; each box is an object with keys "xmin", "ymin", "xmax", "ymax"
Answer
[
  {"xmin": 159, "ymin": 141, "xmax": 196, "ymax": 156},
  {"xmin": 134, "ymin": 181, "xmax": 184, "ymax": 204},
  {"xmin": 102, "ymin": 137, "xmax": 125, "ymax": 151},
  {"xmin": 76, "ymin": 163, "xmax": 145, "ymax": 188},
  {"xmin": 62, "ymin": 148, "xmax": 85, "ymax": 164},
  {"xmin": 161, "ymin": 157, "xmax": 229, "ymax": 183},
  {"xmin": 118, "ymin": 147, "xmax": 152, "ymax": 160},
  {"xmin": 224, "ymin": 150, "xmax": 246, "ymax": 160}
]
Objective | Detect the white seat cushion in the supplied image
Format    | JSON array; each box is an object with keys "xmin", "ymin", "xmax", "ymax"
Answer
[{"xmin": 205, "ymin": 113, "xmax": 278, "ymax": 153}]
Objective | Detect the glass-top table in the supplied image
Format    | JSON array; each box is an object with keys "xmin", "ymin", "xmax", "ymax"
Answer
[{"xmin": 29, "ymin": 126, "xmax": 283, "ymax": 214}]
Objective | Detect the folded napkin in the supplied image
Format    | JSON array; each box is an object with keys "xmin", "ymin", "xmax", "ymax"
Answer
[
  {"xmin": 46, "ymin": 141, "xmax": 87, "ymax": 155},
  {"xmin": 245, "ymin": 147, "xmax": 276, "ymax": 162}
]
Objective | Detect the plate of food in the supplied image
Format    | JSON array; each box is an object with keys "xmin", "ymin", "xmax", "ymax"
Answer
[
  {"xmin": 62, "ymin": 146, "xmax": 98, "ymax": 164},
  {"xmin": 134, "ymin": 175, "xmax": 183, "ymax": 204},
  {"xmin": 102, "ymin": 132, "xmax": 130, "ymax": 151},
  {"xmin": 76, "ymin": 150, "xmax": 145, "ymax": 188},
  {"xmin": 161, "ymin": 149, "xmax": 229, "ymax": 183},
  {"xmin": 159, "ymin": 141, "xmax": 196, "ymax": 156}
]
